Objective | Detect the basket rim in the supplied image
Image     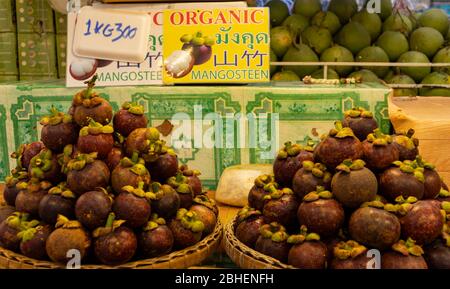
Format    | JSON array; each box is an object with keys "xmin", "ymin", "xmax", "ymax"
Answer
[
  {"xmin": 224, "ymin": 215, "xmax": 295, "ymax": 269},
  {"xmin": 0, "ymin": 219, "xmax": 223, "ymax": 269}
]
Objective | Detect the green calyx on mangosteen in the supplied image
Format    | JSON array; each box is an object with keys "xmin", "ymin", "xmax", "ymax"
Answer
[
  {"xmin": 292, "ymin": 161, "xmax": 332, "ymax": 200},
  {"xmin": 262, "ymin": 185, "xmax": 299, "ymax": 228},
  {"xmin": 4, "ymin": 170, "xmax": 28, "ymax": 206},
  {"xmin": 125, "ymin": 127, "xmax": 160, "ymax": 157},
  {"xmin": 190, "ymin": 194, "xmax": 218, "ymax": 235},
  {"xmin": 180, "ymin": 164, "xmax": 203, "ymax": 195},
  {"xmin": 28, "ymin": 149, "xmax": 62, "ymax": 183},
  {"xmin": 111, "ymin": 152, "xmax": 151, "ymax": 194},
  {"xmin": 113, "ymin": 181, "xmax": 152, "ymax": 228},
  {"xmin": 287, "ymin": 226, "xmax": 327, "ymax": 269},
  {"xmin": 330, "ymin": 240, "xmax": 372, "ymax": 269},
  {"xmin": 46, "ymin": 214, "xmax": 91, "ymax": 264},
  {"xmin": 40, "ymin": 106, "xmax": 78, "ymax": 153},
  {"xmin": 113, "ymin": 102, "xmax": 148, "ymax": 137},
  {"xmin": 379, "ymin": 160, "xmax": 425, "ymax": 201},
  {"xmin": 167, "ymin": 172, "xmax": 194, "ymax": 209},
  {"xmin": 391, "ymin": 238, "xmax": 425, "ymax": 257},
  {"xmin": 147, "ymin": 181, "xmax": 180, "ymax": 219},
  {"xmin": 75, "ymin": 188, "xmax": 113, "ymax": 230},
  {"xmin": 248, "ymin": 174, "xmax": 276, "ymax": 211},
  {"xmin": 362, "ymin": 129, "xmax": 399, "ymax": 170},
  {"xmin": 342, "ymin": 107, "xmax": 378, "ymax": 142},
  {"xmin": 18, "ymin": 224, "xmax": 52, "ymax": 260},
  {"xmin": 235, "ymin": 206, "xmax": 264, "ymax": 248},
  {"xmin": 72, "ymin": 75, "xmax": 113, "ymax": 126},
  {"xmin": 314, "ymin": 121, "xmax": 363, "ymax": 169},
  {"xmin": 66, "ymin": 152, "xmax": 110, "ymax": 196},
  {"xmin": 0, "ymin": 212, "xmax": 35, "ymax": 252},
  {"xmin": 382, "ymin": 238, "xmax": 428, "ymax": 269},
  {"xmin": 139, "ymin": 213, "xmax": 174, "ymax": 258},
  {"xmin": 169, "ymin": 208, "xmax": 205, "ymax": 249},
  {"xmin": 255, "ymin": 222, "xmax": 290, "ymax": 263},
  {"xmin": 15, "ymin": 179, "xmax": 52, "ymax": 216},
  {"xmin": 39, "ymin": 182, "xmax": 76, "ymax": 225},
  {"xmin": 415, "ymin": 156, "xmax": 441, "ymax": 199},
  {"xmin": 11, "ymin": 142, "xmax": 45, "ymax": 171},
  {"xmin": 392, "ymin": 128, "xmax": 419, "ymax": 161},
  {"xmin": 332, "ymin": 159, "xmax": 378, "ymax": 208},
  {"xmin": 93, "ymin": 212, "xmax": 137, "ymax": 265},
  {"xmin": 297, "ymin": 186, "xmax": 345, "ymax": 238},
  {"xmin": 273, "ymin": 140, "xmax": 315, "ymax": 187},
  {"xmin": 180, "ymin": 31, "xmax": 215, "ymax": 66},
  {"xmin": 77, "ymin": 119, "xmax": 114, "ymax": 159}
]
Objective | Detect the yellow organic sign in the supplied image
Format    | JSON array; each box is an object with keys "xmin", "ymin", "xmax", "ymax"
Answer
[{"xmin": 163, "ymin": 8, "xmax": 270, "ymax": 84}]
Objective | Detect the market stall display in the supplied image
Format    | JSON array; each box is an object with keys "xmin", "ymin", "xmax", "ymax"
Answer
[
  {"xmin": 225, "ymin": 107, "xmax": 450, "ymax": 269},
  {"xmin": 0, "ymin": 78, "xmax": 222, "ymax": 268}
]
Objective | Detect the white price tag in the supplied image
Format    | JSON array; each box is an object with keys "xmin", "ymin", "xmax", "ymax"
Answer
[{"xmin": 73, "ymin": 6, "xmax": 151, "ymax": 63}]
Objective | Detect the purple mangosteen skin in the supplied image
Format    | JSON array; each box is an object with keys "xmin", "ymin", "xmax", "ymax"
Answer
[
  {"xmin": 379, "ymin": 167, "xmax": 425, "ymax": 201},
  {"xmin": 94, "ymin": 226, "xmax": 137, "ymax": 265},
  {"xmin": 362, "ymin": 141, "xmax": 399, "ymax": 170},
  {"xmin": 292, "ymin": 168, "xmax": 330, "ymax": 200},
  {"xmin": 255, "ymin": 236, "xmax": 291, "ymax": 263},
  {"xmin": 75, "ymin": 190, "xmax": 112, "ymax": 230},
  {"xmin": 248, "ymin": 186, "xmax": 269, "ymax": 211},
  {"xmin": 330, "ymin": 252, "xmax": 372, "ymax": 269},
  {"xmin": 235, "ymin": 216, "xmax": 265, "ymax": 248},
  {"xmin": 263, "ymin": 194, "xmax": 299, "ymax": 228},
  {"xmin": 425, "ymin": 240, "xmax": 450, "ymax": 269},
  {"xmin": 139, "ymin": 225, "xmax": 174, "ymax": 258},
  {"xmin": 342, "ymin": 117, "xmax": 378, "ymax": 142},
  {"xmin": 273, "ymin": 151, "xmax": 314, "ymax": 187},
  {"xmin": 381, "ymin": 252, "xmax": 428, "ymax": 269},
  {"xmin": 314, "ymin": 137, "xmax": 363, "ymax": 169},
  {"xmin": 20, "ymin": 225, "xmax": 52, "ymax": 260},
  {"xmin": 423, "ymin": 169, "xmax": 441, "ymax": 199},
  {"xmin": 287, "ymin": 241, "xmax": 328, "ymax": 269},
  {"xmin": 147, "ymin": 153, "xmax": 178, "ymax": 182}
]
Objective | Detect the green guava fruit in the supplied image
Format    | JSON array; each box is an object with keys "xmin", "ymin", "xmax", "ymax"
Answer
[
  {"xmin": 349, "ymin": 69, "xmax": 380, "ymax": 83},
  {"xmin": 382, "ymin": 13, "xmax": 413, "ymax": 36},
  {"xmin": 376, "ymin": 31, "xmax": 409, "ymax": 61},
  {"xmin": 432, "ymin": 47, "xmax": 450, "ymax": 74},
  {"xmin": 328, "ymin": 0, "xmax": 358, "ymax": 24},
  {"xmin": 386, "ymin": 74, "xmax": 418, "ymax": 97},
  {"xmin": 335, "ymin": 21, "xmax": 371, "ymax": 55},
  {"xmin": 398, "ymin": 51, "xmax": 431, "ymax": 82},
  {"xmin": 266, "ymin": 0, "xmax": 289, "ymax": 27},
  {"xmin": 320, "ymin": 45, "xmax": 354, "ymax": 77},
  {"xmin": 409, "ymin": 27, "xmax": 444, "ymax": 58},
  {"xmin": 356, "ymin": 46, "xmax": 390, "ymax": 78},
  {"xmin": 419, "ymin": 72, "xmax": 450, "ymax": 96},
  {"xmin": 311, "ymin": 68, "xmax": 340, "ymax": 79},
  {"xmin": 301, "ymin": 26, "xmax": 332, "ymax": 54},
  {"xmin": 272, "ymin": 70, "xmax": 301, "ymax": 81},
  {"xmin": 293, "ymin": 0, "xmax": 322, "ymax": 18},
  {"xmin": 282, "ymin": 14, "xmax": 310, "ymax": 36},
  {"xmin": 311, "ymin": 11, "xmax": 341, "ymax": 35},
  {"xmin": 270, "ymin": 26, "xmax": 293, "ymax": 58},
  {"xmin": 351, "ymin": 9, "xmax": 382, "ymax": 41},
  {"xmin": 419, "ymin": 9, "xmax": 449, "ymax": 37},
  {"xmin": 282, "ymin": 43, "xmax": 319, "ymax": 79}
]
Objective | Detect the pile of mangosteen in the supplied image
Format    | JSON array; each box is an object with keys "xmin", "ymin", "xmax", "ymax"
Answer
[
  {"xmin": 235, "ymin": 107, "xmax": 450, "ymax": 269},
  {"xmin": 0, "ymin": 76, "xmax": 218, "ymax": 266}
]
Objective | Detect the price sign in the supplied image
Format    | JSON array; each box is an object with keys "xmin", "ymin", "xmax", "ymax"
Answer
[{"xmin": 73, "ymin": 6, "xmax": 151, "ymax": 63}]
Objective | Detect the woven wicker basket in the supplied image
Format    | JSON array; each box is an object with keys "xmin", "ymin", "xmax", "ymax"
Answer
[
  {"xmin": 224, "ymin": 216, "xmax": 295, "ymax": 269},
  {"xmin": 0, "ymin": 220, "xmax": 222, "ymax": 269}
]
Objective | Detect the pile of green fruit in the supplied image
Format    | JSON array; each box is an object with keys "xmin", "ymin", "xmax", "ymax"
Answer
[
  {"xmin": 0, "ymin": 76, "xmax": 218, "ymax": 266},
  {"xmin": 234, "ymin": 107, "xmax": 450, "ymax": 269},
  {"xmin": 267, "ymin": 0, "xmax": 450, "ymax": 96}
]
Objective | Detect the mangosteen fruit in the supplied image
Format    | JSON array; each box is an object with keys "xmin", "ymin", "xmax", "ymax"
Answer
[
  {"xmin": 11, "ymin": 142, "xmax": 45, "ymax": 171},
  {"xmin": 331, "ymin": 159, "xmax": 378, "ymax": 208},
  {"xmin": 146, "ymin": 150, "xmax": 179, "ymax": 183},
  {"xmin": 0, "ymin": 212, "xmax": 32, "ymax": 252},
  {"xmin": 15, "ymin": 180, "xmax": 52, "ymax": 216},
  {"xmin": 46, "ymin": 215, "xmax": 91, "ymax": 264},
  {"xmin": 57, "ymin": 144, "xmax": 77, "ymax": 174},
  {"xmin": 169, "ymin": 208, "xmax": 205, "ymax": 249},
  {"xmin": 39, "ymin": 182, "xmax": 76, "ymax": 225},
  {"xmin": 400, "ymin": 200, "xmax": 444, "ymax": 245},
  {"xmin": 415, "ymin": 157, "xmax": 441, "ymax": 199},
  {"xmin": 106, "ymin": 147, "xmax": 124, "ymax": 171},
  {"xmin": 75, "ymin": 188, "xmax": 113, "ymax": 230},
  {"xmin": 66, "ymin": 153, "xmax": 110, "ymax": 196},
  {"xmin": 0, "ymin": 205, "xmax": 15, "ymax": 224},
  {"xmin": 382, "ymin": 238, "xmax": 428, "ymax": 269},
  {"xmin": 330, "ymin": 240, "xmax": 372, "ymax": 269},
  {"xmin": 272, "ymin": 141, "xmax": 314, "ymax": 187},
  {"xmin": 139, "ymin": 214, "xmax": 174, "ymax": 258},
  {"xmin": 379, "ymin": 160, "xmax": 425, "ymax": 201},
  {"xmin": 292, "ymin": 161, "xmax": 332, "ymax": 199},
  {"xmin": 3, "ymin": 170, "xmax": 28, "ymax": 206},
  {"xmin": 362, "ymin": 129, "xmax": 399, "ymax": 170},
  {"xmin": 125, "ymin": 127, "xmax": 160, "ymax": 157},
  {"xmin": 342, "ymin": 107, "xmax": 378, "ymax": 142},
  {"xmin": 235, "ymin": 206, "xmax": 264, "ymax": 248},
  {"xmin": 297, "ymin": 187, "xmax": 344, "ymax": 238},
  {"xmin": 425, "ymin": 239, "xmax": 450, "ymax": 269},
  {"xmin": 111, "ymin": 154, "xmax": 151, "ymax": 194},
  {"xmin": 113, "ymin": 102, "xmax": 148, "ymax": 137},
  {"xmin": 148, "ymin": 182, "xmax": 180, "ymax": 219},
  {"xmin": 93, "ymin": 213, "xmax": 137, "ymax": 265},
  {"xmin": 248, "ymin": 174, "xmax": 276, "ymax": 211},
  {"xmin": 166, "ymin": 173, "xmax": 194, "ymax": 209},
  {"xmin": 262, "ymin": 186, "xmax": 299, "ymax": 228},
  {"xmin": 77, "ymin": 119, "xmax": 114, "ymax": 159},
  {"xmin": 254, "ymin": 222, "xmax": 290, "ymax": 263},
  {"xmin": 190, "ymin": 194, "xmax": 218, "ymax": 235},
  {"xmin": 28, "ymin": 149, "xmax": 62, "ymax": 184},
  {"xmin": 392, "ymin": 128, "xmax": 419, "ymax": 161},
  {"xmin": 180, "ymin": 32, "xmax": 214, "ymax": 65},
  {"xmin": 19, "ymin": 224, "xmax": 52, "ymax": 260},
  {"xmin": 113, "ymin": 182, "xmax": 151, "ymax": 228},
  {"xmin": 314, "ymin": 121, "xmax": 363, "ymax": 169},
  {"xmin": 72, "ymin": 75, "xmax": 113, "ymax": 126},
  {"xmin": 349, "ymin": 201, "xmax": 401, "ymax": 250},
  {"xmin": 40, "ymin": 107, "xmax": 78, "ymax": 152},
  {"xmin": 180, "ymin": 164, "xmax": 203, "ymax": 195},
  {"xmin": 287, "ymin": 228, "xmax": 327, "ymax": 269}
]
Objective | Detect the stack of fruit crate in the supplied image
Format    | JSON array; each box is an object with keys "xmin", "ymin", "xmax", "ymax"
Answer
[
  {"xmin": 54, "ymin": 11, "xmax": 67, "ymax": 79},
  {"xmin": 0, "ymin": 0, "xmax": 18, "ymax": 81}
]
